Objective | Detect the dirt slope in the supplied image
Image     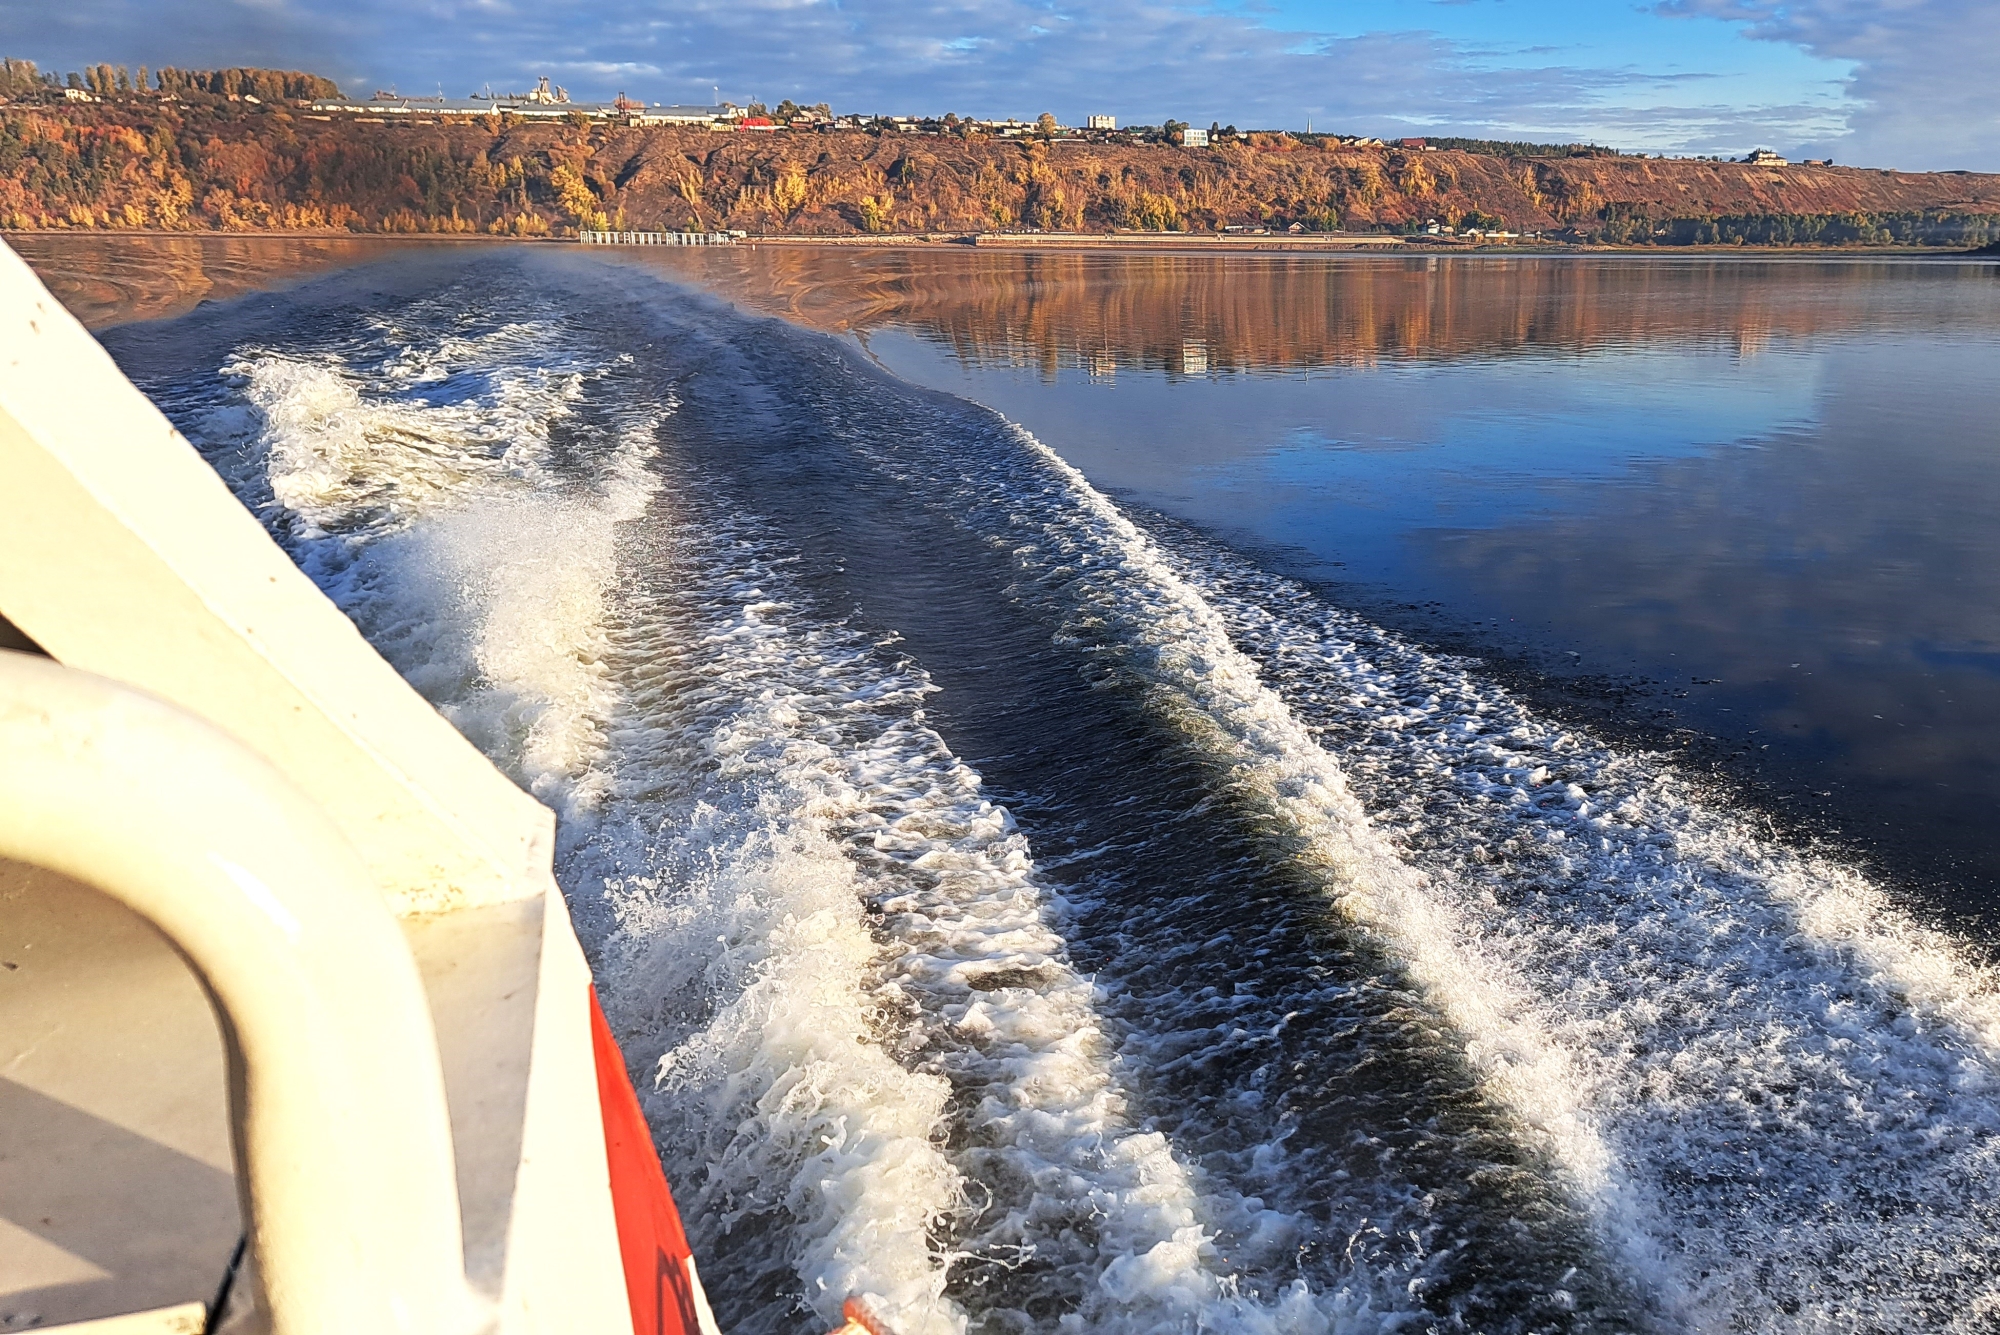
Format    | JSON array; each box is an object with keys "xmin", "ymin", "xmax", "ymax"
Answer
[{"xmin": 4, "ymin": 103, "xmax": 1998, "ymax": 241}]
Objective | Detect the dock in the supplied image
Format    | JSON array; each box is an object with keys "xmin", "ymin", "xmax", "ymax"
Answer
[{"xmin": 578, "ymin": 230, "xmax": 742, "ymax": 246}]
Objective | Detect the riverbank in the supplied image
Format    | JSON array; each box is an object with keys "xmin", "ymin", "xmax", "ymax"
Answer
[
  {"xmin": 12, "ymin": 229, "xmax": 1997, "ymax": 329},
  {"xmin": 8, "ymin": 102, "xmax": 2000, "ymax": 244}
]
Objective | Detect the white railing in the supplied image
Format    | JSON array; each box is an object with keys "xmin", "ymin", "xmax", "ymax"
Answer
[
  {"xmin": 0, "ymin": 652, "xmax": 483, "ymax": 1335},
  {"xmin": 578, "ymin": 230, "xmax": 742, "ymax": 245}
]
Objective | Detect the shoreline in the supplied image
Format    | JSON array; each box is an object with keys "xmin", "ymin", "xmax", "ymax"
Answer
[
  {"xmin": 7, "ymin": 227, "xmax": 1998, "ymax": 259},
  {"xmin": 13, "ymin": 226, "xmax": 1998, "ymax": 331}
]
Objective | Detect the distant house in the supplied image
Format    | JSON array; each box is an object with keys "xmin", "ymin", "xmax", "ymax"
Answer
[
  {"xmin": 1086, "ymin": 114, "xmax": 1116, "ymax": 130},
  {"xmin": 1745, "ymin": 148, "xmax": 1788, "ymax": 165},
  {"xmin": 1399, "ymin": 137, "xmax": 1426, "ymax": 149},
  {"xmin": 1801, "ymin": 158, "xmax": 1834, "ymax": 167},
  {"xmin": 308, "ymin": 91, "xmax": 741, "ymax": 126},
  {"xmin": 1182, "ymin": 127, "xmax": 1209, "ymax": 147},
  {"xmin": 630, "ymin": 104, "xmax": 740, "ymax": 126},
  {"xmin": 62, "ymin": 87, "xmax": 97, "ymax": 102}
]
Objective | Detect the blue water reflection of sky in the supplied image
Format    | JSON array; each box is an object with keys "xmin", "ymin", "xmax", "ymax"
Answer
[
  {"xmin": 868, "ymin": 330, "xmax": 1823, "ymax": 589},
  {"xmin": 1204, "ymin": 348, "xmax": 1821, "ymax": 568},
  {"xmin": 863, "ymin": 281, "xmax": 2000, "ymax": 913}
]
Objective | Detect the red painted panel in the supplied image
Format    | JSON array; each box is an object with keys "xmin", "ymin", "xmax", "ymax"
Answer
[{"xmin": 590, "ymin": 988, "xmax": 703, "ymax": 1335}]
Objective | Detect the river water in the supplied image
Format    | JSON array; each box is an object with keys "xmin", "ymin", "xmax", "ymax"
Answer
[{"xmin": 87, "ymin": 243, "xmax": 2000, "ymax": 1335}]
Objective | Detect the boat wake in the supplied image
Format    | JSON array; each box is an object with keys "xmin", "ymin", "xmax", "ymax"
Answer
[{"xmin": 123, "ymin": 250, "xmax": 2000, "ymax": 1335}]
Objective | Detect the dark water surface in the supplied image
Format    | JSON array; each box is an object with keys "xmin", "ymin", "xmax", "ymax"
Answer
[
  {"xmin": 618, "ymin": 249, "xmax": 2000, "ymax": 925},
  {"xmin": 78, "ymin": 244, "xmax": 2000, "ymax": 1335}
]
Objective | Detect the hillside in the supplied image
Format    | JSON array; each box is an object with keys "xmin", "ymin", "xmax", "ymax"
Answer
[{"xmin": 5, "ymin": 99, "xmax": 2000, "ymax": 245}]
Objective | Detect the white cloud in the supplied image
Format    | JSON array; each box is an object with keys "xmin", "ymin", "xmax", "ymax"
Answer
[
  {"xmin": 1658, "ymin": 0, "xmax": 2000, "ymax": 168},
  {"xmin": 7, "ymin": 0, "xmax": 1980, "ymax": 166}
]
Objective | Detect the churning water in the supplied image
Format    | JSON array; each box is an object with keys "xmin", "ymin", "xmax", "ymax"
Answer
[{"xmin": 106, "ymin": 249, "xmax": 2000, "ymax": 1335}]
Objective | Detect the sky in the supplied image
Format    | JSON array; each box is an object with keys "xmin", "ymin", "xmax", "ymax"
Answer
[{"xmin": 2, "ymin": 0, "xmax": 1994, "ymax": 170}]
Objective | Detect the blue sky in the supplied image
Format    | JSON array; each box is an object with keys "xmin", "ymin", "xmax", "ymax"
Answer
[{"xmin": 3, "ymin": 0, "xmax": 1993, "ymax": 169}]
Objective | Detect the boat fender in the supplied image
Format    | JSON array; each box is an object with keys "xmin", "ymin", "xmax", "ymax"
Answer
[{"xmin": 829, "ymin": 1295, "xmax": 898, "ymax": 1335}]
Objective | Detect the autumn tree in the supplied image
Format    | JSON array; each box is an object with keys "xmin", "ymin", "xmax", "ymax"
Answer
[
  {"xmin": 154, "ymin": 67, "xmax": 340, "ymax": 101},
  {"xmin": 549, "ymin": 161, "xmax": 608, "ymax": 231},
  {"xmin": 0, "ymin": 58, "xmax": 43, "ymax": 97}
]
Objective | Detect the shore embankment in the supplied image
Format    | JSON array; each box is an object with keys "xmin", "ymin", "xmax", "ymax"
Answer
[
  {"xmin": 12, "ymin": 228, "xmax": 1998, "ymax": 330},
  {"xmin": 5, "ymin": 101, "xmax": 2000, "ymax": 245}
]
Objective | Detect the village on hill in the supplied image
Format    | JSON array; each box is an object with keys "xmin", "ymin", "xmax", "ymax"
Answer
[
  {"xmin": 2, "ymin": 57, "xmax": 1997, "ymax": 248},
  {"xmin": 7, "ymin": 56, "xmax": 1820, "ymax": 167}
]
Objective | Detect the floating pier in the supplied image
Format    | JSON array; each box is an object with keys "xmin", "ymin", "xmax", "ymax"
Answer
[{"xmin": 578, "ymin": 230, "xmax": 742, "ymax": 245}]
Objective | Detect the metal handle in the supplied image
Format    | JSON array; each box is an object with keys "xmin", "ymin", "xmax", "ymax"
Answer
[{"xmin": 0, "ymin": 652, "xmax": 484, "ymax": 1335}]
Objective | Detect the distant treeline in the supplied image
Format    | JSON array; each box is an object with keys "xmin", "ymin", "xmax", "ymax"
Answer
[
  {"xmin": 0, "ymin": 58, "xmax": 337, "ymax": 103},
  {"xmin": 1421, "ymin": 137, "xmax": 1624, "ymax": 158},
  {"xmin": 1596, "ymin": 204, "xmax": 2000, "ymax": 247}
]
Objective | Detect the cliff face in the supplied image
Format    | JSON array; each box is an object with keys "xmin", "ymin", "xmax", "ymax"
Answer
[{"xmin": 5, "ymin": 102, "xmax": 2000, "ymax": 241}]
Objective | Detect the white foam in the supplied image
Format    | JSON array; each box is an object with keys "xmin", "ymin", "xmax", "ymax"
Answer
[
  {"xmin": 201, "ymin": 312, "xmax": 1354, "ymax": 1331},
  {"xmin": 834, "ymin": 400, "xmax": 2000, "ymax": 1324},
  {"xmin": 202, "ymin": 330, "xmax": 662, "ymax": 814},
  {"xmin": 579, "ymin": 509, "xmax": 1364, "ymax": 1333},
  {"xmin": 575, "ymin": 541, "xmax": 970, "ymax": 1335},
  {"xmin": 178, "ymin": 275, "xmax": 2000, "ymax": 1330},
  {"xmin": 1154, "ymin": 521, "xmax": 2000, "ymax": 1329},
  {"xmin": 845, "ymin": 420, "xmax": 1635, "ymax": 1277}
]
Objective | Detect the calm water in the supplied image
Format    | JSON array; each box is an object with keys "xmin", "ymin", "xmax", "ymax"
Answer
[
  {"xmin": 79, "ymin": 242, "xmax": 2000, "ymax": 1334},
  {"xmin": 624, "ymin": 249, "xmax": 2000, "ymax": 922}
]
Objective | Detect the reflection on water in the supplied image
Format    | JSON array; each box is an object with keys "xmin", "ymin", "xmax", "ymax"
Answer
[
  {"xmin": 8, "ymin": 232, "xmax": 478, "ymax": 327},
  {"xmin": 612, "ymin": 245, "xmax": 2000, "ymax": 372},
  {"xmin": 627, "ymin": 247, "xmax": 2000, "ymax": 922}
]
